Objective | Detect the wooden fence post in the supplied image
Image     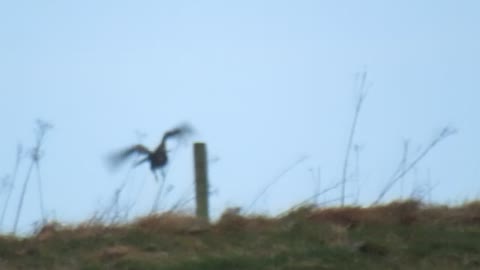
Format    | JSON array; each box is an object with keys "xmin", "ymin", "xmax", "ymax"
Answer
[{"xmin": 193, "ymin": 142, "xmax": 209, "ymax": 223}]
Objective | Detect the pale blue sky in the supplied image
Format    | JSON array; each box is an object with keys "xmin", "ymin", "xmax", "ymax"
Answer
[{"xmin": 1, "ymin": 1, "xmax": 479, "ymax": 234}]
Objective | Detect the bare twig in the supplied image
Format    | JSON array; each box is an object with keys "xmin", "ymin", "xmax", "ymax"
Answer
[
  {"xmin": 398, "ymin": 140, "xmax": 410, "ymax": 198},
  {"xmin": 309, "ymin": 166, "xmax": 322, "ymax": 205},
  {"xmin": 341, "ymin": 71, "xmax": 369, "ymax": 206},
  {"xmin": 12, "ymin": 161, "xmax": 35, "ymax": 234},
  {"xmin": 167, "ymin": 185, "xmax": 217, "ymax": 213},
  {"xmin": 352, "ymin": 144, "xmax": 363, "ymax": 205},
  {"xmin": 168, "ymin": 194, "xmax": 195, "ymax": 213},
  {"xmin": 409, "ymin": 169, "xmax": 438, "ymax": 203},
  {"xmin": 373, "ymin": 126, "xmax": 457, "ymax": 205},
  {"xmin": 32, "ymin": 120, "xmax": 53, "ymax": 225},
  {"xmin": 34, "ymin": 162, "xmax": 46, "ymax": 223},
  {"xmin": 0, "ymin": 144, "xmax": 23, "ymax": 229},
  {"xmin": 12, "ymin": 120, "xmax": 52, "ymax": 234},
  {"xmin": 289, "ymin": 181, "xmax": 342, "ymax": 210},
  {"xmin": 247, "ymin": 155, "xmax": 308, "ymax": 213},
  {"xmin": 0, "ymin": 175, "xmax": 11, "ymax": 194},
  {"xmin": 95, "ymin": 189, "xmax": 123, "ymax": 224},
  {"xmin": 150, "ymin": 174, "xmax": 168, "ymax": 213},
  {"xmin": 98, "ymin": 166, "xmax": 136, "ymax": 223}
]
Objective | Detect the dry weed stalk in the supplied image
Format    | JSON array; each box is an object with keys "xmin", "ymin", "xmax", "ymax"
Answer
[
  {"xmin": 12, "ymin": 120, "xmax": 52, "ymax": 234},
  {"xmin": 247, "ymin": 155, "xmax": 308, "ymax": 213},
  {"xmin": 0, "ymin": 145, "xmax": 23, "ymax": 229},
  {"xmin": 374, "ymin": 126, "xmax": 457, "ymax": 205},
  {"xmin": 341, "ymin": 71, "xmax": 369, "ymax": 207}
]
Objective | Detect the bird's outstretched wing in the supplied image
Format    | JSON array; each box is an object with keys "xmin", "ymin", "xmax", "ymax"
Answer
[
  {"xmin": 158, "ymin": 123, "xmax": 194, "ymax": 149},
  {"xmin": 107, "ymin": 144, "xmax": 151, "ymax": 170}
]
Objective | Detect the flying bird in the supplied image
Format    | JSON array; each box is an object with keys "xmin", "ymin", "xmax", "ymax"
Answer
[{"xmin": 108, "ymin": 123, "xmax": 193, "ymax": 181}]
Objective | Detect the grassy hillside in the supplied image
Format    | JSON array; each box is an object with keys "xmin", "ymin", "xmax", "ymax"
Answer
[{"xmin": 1, "ymin": 200, "xmax": 480, "ymax": 270}]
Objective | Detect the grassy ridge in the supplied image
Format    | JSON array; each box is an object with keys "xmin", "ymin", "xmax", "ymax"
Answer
[{"xmin": 1, "ymin": 200, "xmax": 480, "ymax": 269}]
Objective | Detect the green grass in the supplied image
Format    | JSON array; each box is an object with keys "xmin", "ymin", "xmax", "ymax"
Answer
[{"xmin": 1, "ymin": 200, "xmax": 480, "ymax": 269}]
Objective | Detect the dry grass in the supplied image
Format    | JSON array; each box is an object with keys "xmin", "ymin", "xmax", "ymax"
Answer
[
  {"xmin": 132, "ymin": 212, "xmax": 203, "ymax": 233},
  {"xmin": 307, "ymin": 199, "xmax": 421, "ymax": 227},
  {"xmin": 0, "ymin": 200, "xmax": 479, "ymax": 269},
  {"xmin": 303, "ymin": 199, "xmax": 480, "ymax": 227},
  {"xmin": 30, "ymin": 199, "xmax": 480, "ymax": 238}
]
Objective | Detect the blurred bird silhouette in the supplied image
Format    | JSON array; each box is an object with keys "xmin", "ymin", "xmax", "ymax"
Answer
[{"xmin": 108, "ymin": 123, "xmax": 193, "ymax": 181}]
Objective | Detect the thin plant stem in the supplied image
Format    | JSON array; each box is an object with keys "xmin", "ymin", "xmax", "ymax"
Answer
[
  {"xmin": 0, "ymin": 144, "xmax": 22, "ymax": 229},
  {"xmin": 151, "ymin": 172, "xmax": 166, "ymax": 213},
  {"xmin": 373, "ymin": 127, "xmax": 457, "ymax": 205},
  {"xmin": 12, "ymin": 161, "xmax": 35, "ymax": 234},
  {"xmin": 341, "ymin": 72, "xmax": 368, "ymax": 206},
  {"xmin": 247, "ymin": 155, "xmax": 308, "ymax": 213},
  {"xmin": 34, "ymin": 162, "xmax": 46, "ymax": 223}
]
